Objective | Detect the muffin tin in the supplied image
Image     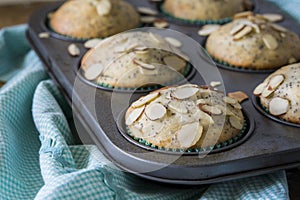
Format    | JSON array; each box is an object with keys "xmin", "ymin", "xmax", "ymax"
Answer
[
  {"xmin": 26, "ymin": 0, "xmax": 300, "ymax": 185},
  {"xmin": 159, "ymin": 0, "xmax": 256, "ymax": 25}
]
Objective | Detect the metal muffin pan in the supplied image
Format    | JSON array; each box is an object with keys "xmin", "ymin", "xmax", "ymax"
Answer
[{"xmin": 27, "ymin": 0, "xmax": 300, "ymax": 185}]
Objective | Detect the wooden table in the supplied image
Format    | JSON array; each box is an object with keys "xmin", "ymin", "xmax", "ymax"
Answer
[{"xmin": 0, "ymin": 2, "xmax": 49, "ymax": 28}]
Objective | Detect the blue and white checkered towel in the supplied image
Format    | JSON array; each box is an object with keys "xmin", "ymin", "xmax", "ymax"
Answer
[{"xmin": 0, "ymin": 0, "xmax": 298, "ymax": 198}]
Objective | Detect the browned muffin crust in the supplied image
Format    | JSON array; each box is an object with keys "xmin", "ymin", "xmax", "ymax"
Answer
[
  {"xmin": 50, "ymin": 0, "xmax": 140, "ymax": 39},
  {"xmin": 163, "ymin": 0, "xmax": 246, "ymax": 21},
  {"xmin": 206, "ymin": 13, "xmax": 300, "ymax": 70},
  {"xmin": 81, "ymin": 32, "xmax": 188, "ymax": 88}
]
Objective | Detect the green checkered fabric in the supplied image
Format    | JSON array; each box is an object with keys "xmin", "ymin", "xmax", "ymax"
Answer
[{"xmin": 0, "ymin": 0, "xmax": 297, "ymax": 196}]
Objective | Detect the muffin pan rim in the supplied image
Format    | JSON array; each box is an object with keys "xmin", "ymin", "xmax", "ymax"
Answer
[
  {"xmin": 117, "ymin": 108, "xmax": 255, "ymax": 155},
  {"xmin": 251, "ymin": 95, "xmax": 300, "ymax": 128}
]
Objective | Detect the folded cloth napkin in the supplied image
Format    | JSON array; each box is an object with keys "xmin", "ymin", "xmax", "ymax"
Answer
[{"xmin": 0, "ymin": 0, "xmax": 297, "ymax": 197}]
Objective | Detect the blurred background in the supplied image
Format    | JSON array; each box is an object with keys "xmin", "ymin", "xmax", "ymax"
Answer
[{"xmin": 0, "ymin": 0, "xmax": 60, "ymax": 28}]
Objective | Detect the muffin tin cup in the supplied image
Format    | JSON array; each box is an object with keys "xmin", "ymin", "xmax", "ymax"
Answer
[
  {"xmin": 117, "ymin": 109, "xmax": 255, "ymax": 155},
  {"xmin": 158, "ymin": 0, "xmax": 258, "ymax": 26},
  {"xmin": 159, "ymin": 4, "xmax": 232, "ymax": 26},
  {"xmin": 43, "ymin": 2, "xmax": 144, "ymax": 42},
  {"xmin": 26, "ymin": 0, "xmax": 300, "ymax": 185},
  {"xmin": 210, "ymin": 55, "xmax": 278, "ymax": 74},
  {"xmin": 76, "ymin": 63, "xmax": 196, "ymax": 93},
  {"xmin": 38, "ymin": 2, "xmax": 90, "ymax": 42},
  {"xmin": 251, "ymin": 95, "xmax": 300, "ymax": 128},
  {"xmin": 201, "ymin": 39, "xmax": 278, "ymax": 73}
]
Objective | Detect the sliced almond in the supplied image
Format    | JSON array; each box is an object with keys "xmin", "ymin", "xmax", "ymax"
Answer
[
  {"xmin": 176, "ymin": 123, "xmax": 203, "ymax": 148},
  {"xmin": 135, "ymin": 49, "xmax": 149, "ymax": 55},
  {"xmin": 233, "ymin": 26, "xmax": 253, "ymax": 40},
  {"xmin": 215, "ymin": 105, "xmax": 235, "ymax": 116},
  {"xmin": 198, "ymin": 24, "xmax": 220, "ymax": 36},
  {"xmin": 271, "ymin": 24, "xmax": 287, "ymax": 33},
  {"xmin": 199, "ymin": 105, "xmax": 222, "ymax": 115},
  {"xmin": 210, "ymin": 81, "xmax": 221, "ymax": 87},
  {"xmin": 149, "ymin": 32, "xmax": 162, "ymax": 43},
  {"xmin": 137, "ymin": 7, "xmax": 158, "ymax": 15},
  {"xmin": 84, "ymin": 38, "xmax": 103, "ymax": 49},
  {"xmin": 168, "ymin": 100, "xmax": 188, "ymax": 114},
  {"xmin": 251, "ymin": 24, "xmax": 260, "ymax": 33},
  {"xmin": 145, "ymin": 103, "xmax": 166, "ymax": 120},
  {"xmin": 269, "ymin": 97, "xmax": 289, "ymax": 116},
  {"xmin": 126, "ymin": 106, "xmax": 145, "ymax": 126},
  {"xmin": 248, "ymin": 15, "xmax": 267, "ymax": 24},
  {"xmin": 132, "ymin": 92, "xmax": 159, "ymax": 108},
  {"xmin": 223, "ymin": 96, "xmax": 238, "ymax": 105},
  {"xmin": 114, "ymin": 43, "xmax": 139, "ymax": 53},
  {"xmin": 253, "ymin": 82, "xmax": 268, "ymax": 96},
  {"xmin": 138, "ymin": 67, "xmax": 158, "ymax": 75},
  {"xmin": 164, "ymin": 37, "xmax": 182, "ymax": 48},
  {"xmin": 96, "ymin": 0, "xmax": 111, "ymax": 16},
  {"xmin": 261, "ymin": 87, "xmax": 275, "ymax": 98},
  {"xmin": 288, "ymin": 57, "xmax": 297, "ymax": 64},
  {"xmin": 134, "ymin": 46, "xmax": 148, "ymax": 51},
  {"xmin": 280, "ymin": 33, "xmax": 286, "ymax": 38},
  {"xmin": 234, "ymin": 11, "xmax": 253, "ymax": 19},
  {"xmin": 154, "ymin": 19, "xmax": 169, "ymax": 28},
  {"xmin": 172, "ymin": 86, "xmax": 199, "ymax": 100},
  {"xmin": 230, "ymin": 24, "xmax": 245, "ymax": 36},
  {"xmin": 198, "ymin": 110, "xmax": 214, "ymax": 126},
  {"xmin": 163, "ymin": 55, "xmax": 186, "ymax": 71},
  {"xmin": 261, "ymin": 75, "xmax": 284, "ymax": 97},
  {"xmin": 196, "ymin": 99, "xmax": 209, "ymax": 105},
  {"xmin": 263, "ymin": 34, "xmax": 278, "ymax": 50},
  {"xmin": 229, "ymin": 116, "xmax": 244, "ymax": 130},
  {"xmin": 68, "ymin": 43, "xmax": 80, "ymax": 57},
  {"xmin": 134, "ymin": 46, "xmax": 149, "ymax": 54},
  {"xmin": 268, "ymin": 74, "xmax": 285, "ymax": 90},
  {"xmin": 133, "ymin": 59, "xmax": 156, "ymax": 70},
  {"xmin": 231, "ymin": 103, "xmax": 242, "ymax": 110},
  {"xmin": 84, "ymin": 63, "xmax": 103, "ymax": 80},
  {"xmin": 262, "ymin": 13, "xmax": 283, "ymax": 22},
  {"xmin": 236, "ymin": 18, "xmax": 254, "ymax": 26},
  {"xmin": 38, "ymin": 32, "xmax": 50, "ymax": 38},
  {"xmin": 141, "ymin": 16, "xmax": 157, "ymax": 23},
  {"xmin": 228, "ymin": 91, "xmax": 249, "ymax": 103}
]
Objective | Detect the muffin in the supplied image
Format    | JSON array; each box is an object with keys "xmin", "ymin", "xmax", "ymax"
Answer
[
  {"xmin": 49, "ymin": 0, "xmax": 140, "ymax": 39},
  {"xmin": 81, "ymin": 31, "xmax": 189, "ymax": 89},
  {"xmin": 253, "ymin": 63, "xmax": 300, "ymax": 124},
  {"xmin": 162, "ymin": 0, "xmax": 249, "ymax": 22},
  {"xmin": 205, "ymin": 12, "xmax": 300, "ymax": 70},
  {"xmin": 125, "ymin": 84, "xmax": 245, "ymax": 149}
]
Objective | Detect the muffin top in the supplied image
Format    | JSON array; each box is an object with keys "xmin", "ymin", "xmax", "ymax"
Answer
[
  {"xmin": 125, "ymin": 84, "xmax": 245, "ymax": 149},
  {"xmin": 49, "ymin": 0, "xmax": 140, "ymax": 39},
  {"xmin": 253, "ymin": 63, "xmax": 300, "ymax": 124},
  {"xmin": 205, "ymin": 12, "xmax": 300, "ymax": 70},
  {"xmin": 163, "ymin": 0, "xmax": 247, "ymax": 21},
  {"xmin": 81, "ymin": 31, "xmax": 189, "ymax": 88}
]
